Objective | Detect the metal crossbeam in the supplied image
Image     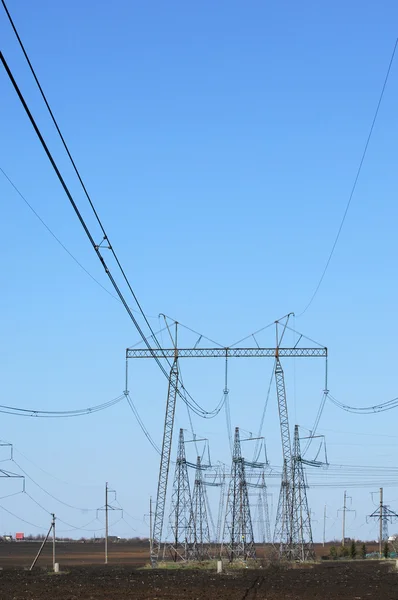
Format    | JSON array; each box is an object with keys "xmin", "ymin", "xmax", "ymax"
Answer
[{"xmin": 126, "ymin": 347, "xmax": 327, "ymax": 359}]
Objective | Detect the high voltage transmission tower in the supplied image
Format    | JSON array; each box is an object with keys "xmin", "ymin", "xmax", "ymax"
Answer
[
  {"xmin": 168, "ymin": 428, "xmax": 193, "ymax": 562},
  {"xmin": 126, "ymin": 315, "xmax": 327, "ymax": 566},
  {"xmin": 273, "ymin": 350, "xmax": 293, "ymax": 557},
  {"xmin": 367, "ymin": 487, "xmax": 398, "ymax": 557},
  {"xmin": 222, "ymin": 427, "xmax": 255, "ymax": 562},
  {"xmin": 188, "ymin": 455, "xmax": 212, "ymax": 560},
  {"xmin": 256, "ymin": 471, "xmax": 272, "ymax": 544},
  {"xmin": 216, "ymin": 466, "xmax": 226, "ymax": 545},
  {"xmin": 291, "ymin": 425, "xmax": 315, "ymax": 561}
]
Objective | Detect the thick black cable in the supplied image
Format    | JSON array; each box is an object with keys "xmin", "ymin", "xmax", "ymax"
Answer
[
  {"xmin": 0, "ymin": 0, "xmax": 158, "ymax": 338},
  {"xmin": 298, "ymin": 38, "xmax": 398, "ymax": 316},
  {"xmin": 1, "ymin": 3, "xmax": 215, "ymax": 416},
  {"xmin": 0, "ymin": 51, "xmax": 215, "ymax": 419}
]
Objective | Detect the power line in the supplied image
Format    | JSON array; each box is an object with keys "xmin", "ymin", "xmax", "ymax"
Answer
[
  {"xmin": 13, "ymin": 448, "xmax": 102, "ymax": 489},
  {"xmin": 0, "ymin": 394, "xmax": 125, "ymax": 418},
  {"xmin": 0, "ymin": 166, "xmax": 119, "ymax": 303},
  {"xmin": 298, "ymin": 38, "xmax": 398, "ymax": 316},
  {"xmin": 12, "ymin": 460, "xmax": 97, "ymax": 512},
  {"xmin": 125, "ymin": 393, "xmax": 161, "ymax": 455},
  {"xmin": 0, "ymin": 501, "xmax": 46, "ymax": 529},
  {"xmin": 328, "ymin": 392, "xmax": 398, "ymax": 414},
  {"xmin": 0, "ymin": 6, "xmax": 217, "ymax": 420}
]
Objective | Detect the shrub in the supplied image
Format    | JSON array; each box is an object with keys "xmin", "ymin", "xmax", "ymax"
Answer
[
  {"xmin": 360, "ymin": 544, "xmax": 367, "ymax": 559},
  {"xmin": 329, "ymin": 546, "xmax": 337, "ymax": 559},
  {"xmin": 383, "ymin": 542, "xmax": 389, "ymax": 558},
  {"xmin": 350, "ymin": 541, "xmax": 357, "ymax": 559},
  {"xmin": 339, "ymin": 545, "xmax": 350, "ymax": 558}
]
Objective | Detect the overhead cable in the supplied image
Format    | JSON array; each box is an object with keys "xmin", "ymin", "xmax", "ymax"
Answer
[
  {"xmin": 125, "ymin": 393, "xmax": 161, "ymax": 455},
  {"xmin": 328, "ymin": 392, "xmax": 398, "ymax": 414},
  {"xmin": 298, "ymin": 37, "xmax": 398, "ymax": 316},
  {"xmin": 0, "ymin": 394, "xmax": 124, "ymax": 418},
  {"xmin": 0, "ymin": 10, "xmax": 220, "ymax": 419},
  {"xmin": 0, "ymin": 166, "xmax": 157, "ymax": 318},
  {"xmin": 0, "ymin": 501, "xmax": 46, "ymax": 529},
  {"xmin": 12, "ymin": 460, "xmax": 97, "ymax": 512}
]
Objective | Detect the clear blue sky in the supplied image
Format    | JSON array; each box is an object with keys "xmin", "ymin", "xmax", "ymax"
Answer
[{"xmin": 1, "ymin": 0, "xmax": 398, "ymax": 544}]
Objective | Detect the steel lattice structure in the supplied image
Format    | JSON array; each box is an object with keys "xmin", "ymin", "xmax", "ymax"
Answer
[
  {"xmin": 291, "ymin": 425, "xmax": 315, "ymax": 561},
  {"xmin": 188, "ymin": 456, "xmax": 212, "ymax": 560},
  {"xmin": 257, "ymin": 471, "xmax": 272, "ymax": 544},
  {"xmin": 274, "ymin": 459, "xmax": 291, "ymax": 556},
  {"xmin": 222, "ymin": 427, "xmax": 256, "ymax": 562},
  {"xmin": 168, "ymin": 428, "xmax": 193, "ymax": 562},
  {"xmin": 151, "ymin": 357, "xmax": 179, "ymax": 565},
  {"xmin": 273, "ymin": 356, "xmax": 294, "ymax": 557},
  {"xmin": 216, "ymin": 468, "xmax": 226, "ymax": 544},
  {"xmin": 127, "ymin": 347, "xmax": 327, "ymax": 359},
  {"xmin": 128, "ymin": 334, "xmax": 326, "ymax": 565}
]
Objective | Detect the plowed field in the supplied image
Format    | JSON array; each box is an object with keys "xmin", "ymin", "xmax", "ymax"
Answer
[{"xmin": 0, "ymin": 561, "xmax": 396, "ymax": 600}]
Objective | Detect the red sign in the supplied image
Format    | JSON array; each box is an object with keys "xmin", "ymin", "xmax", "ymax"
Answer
[{"xmin": 15, "ymin": 532, "xmax": 24, "ymax": 540}]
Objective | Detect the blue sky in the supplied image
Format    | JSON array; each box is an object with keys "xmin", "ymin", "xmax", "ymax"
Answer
[{"xmin": 1, "ymin": 0, "xmax": 398, "ymax": 544}]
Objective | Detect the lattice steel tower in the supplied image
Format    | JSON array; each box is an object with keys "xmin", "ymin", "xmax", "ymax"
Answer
[
  {"xmin": 151, "ymin": 352, "xmax": 179, "ymax": 565},
  {"xmin": 273, "ymin": 353, "xmax": 294, "ymax": 558},
  {"xmin": 126, "ymin": 313, "xmax": 327, "ymax": 565},
  {"xmin": 291, "ymin": 425, "xmax": 315, "ymax": 561},
  {"xmin": 256, "ymin": 471, "xmax": 272, "ymax": 544},
  {"xmin": 168, "ymin": 428, "xmax": 193, "ymax": 561},
  {"xmin": 222, "ymin": 427, "xmax": 255, "ymax": 561},
  {"xmin": 188, "ymin": 455, "xmax": 211, "ymax": 560}
]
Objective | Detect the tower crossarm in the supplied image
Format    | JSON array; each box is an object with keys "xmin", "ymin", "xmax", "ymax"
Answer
[{"xmin": 126, "ymin": 347, "xmax": 327, "ymax": 359}]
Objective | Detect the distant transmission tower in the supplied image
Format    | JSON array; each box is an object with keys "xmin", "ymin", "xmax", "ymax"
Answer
[
  {"xmin": 187, "ymin": 456, "xmax": 211, "ymax": 560},
  {"xmin": 168, "ymin": 428, "xmax": 193, "ymax": 561},
  {"xmin": 222, "ymin": 427, "xmax": 256, "ymax": 562},
  {"xmin": 291, "ymin": 425, "xmax": 315, "ymax": 561},
  {"xmin": 274, "ymin": 459, "xmax": 291, "ymax": 557},
  {"xmin": 257, "ymin": 471, "xmax": 271, "ymax": 544},
  {"xmin": 216, "ymin": 466, "xmax": 226, "ymax": 545},
  {"xmin": 367, "ymin": 488, "xmax": 398, "ymax": 557}
]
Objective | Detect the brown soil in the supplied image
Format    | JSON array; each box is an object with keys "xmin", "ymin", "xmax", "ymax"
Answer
[{"xmin": 0, "ymin": 561, "xmax": 396, "ymax": 600}]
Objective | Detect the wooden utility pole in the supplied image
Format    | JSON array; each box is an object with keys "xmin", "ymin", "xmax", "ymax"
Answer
[
  {"xmin": 149, "ymin": 496, "xmax": 153, "ymax": 556},
  {"xmin": 52, "ymin": 513, "xmax": 56, "ymax": 571},
  {"xmin": 379, "ymin": 487, "xmax": 383, "ymax": 559},
  {"xmin": 342, "ymin": 491, "xmax": 347, "ymax": 546},
  {"xmin": 323, "ymin": 505, "xmax": 326, "ymax": 547},
  {"xmin": 105, "ymin": 482, "xmax": 109, "ymax": 564}
]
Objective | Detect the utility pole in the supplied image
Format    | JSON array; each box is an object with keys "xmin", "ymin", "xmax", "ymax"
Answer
[
  {"xmin": 338, "ymin": 491, "xmax": 354, "ymax": 547},
  {"xmin": 97, "ymin": 483, "xmax": 122, "ymax": 565},
  {"xmin": 149, "ymin": 496, "xmax": 153, "ymax": 557},
  {"xmin": 30, "ymin": 513, "xmax": 56, "ymax": 571},
  {"xmin": 105, "ymin": 482, "xmax": 109, "ymax": 564},
  {"xmin": 379, "ymin": 487, "xmax": 383, "ymax": 559},
  {"xmin": 52, "ymin": 513, "xmax": 56, "ymax": 571},
  {"xmin": 342, "ymin": 491, "xmax": 346, "ymax": 547},
  {"xmin": 323, "ymin": 505, "xmax": 326, "ymax": 547}
]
